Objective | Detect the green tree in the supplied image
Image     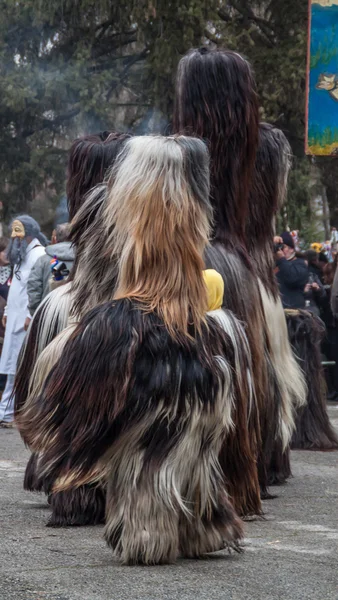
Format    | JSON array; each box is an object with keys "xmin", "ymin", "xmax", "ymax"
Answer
[
  {"xmin": 213, "ymin": 1, "xmax": 315, "ymax": 232},
  {"xmin": 0, "ymin": 0, "xmax": 331, "ymax": 236},
  {"xmin": 0, "ymin": 0, "xmax": 217, "ymax": 227},
  {"xmin": 0, "ymin": 0, "xmax": 148, "ymax": 224}
]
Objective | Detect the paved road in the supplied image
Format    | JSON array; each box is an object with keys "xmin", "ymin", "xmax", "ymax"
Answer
[{"xmin": 1, "ymin": 407, "xmax": 338, "ymax": 600}]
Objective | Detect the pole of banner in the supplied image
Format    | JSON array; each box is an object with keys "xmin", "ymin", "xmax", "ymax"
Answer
[{"xmin": 305, "ymin": 0, "xmax": 312, "ymax": 155}]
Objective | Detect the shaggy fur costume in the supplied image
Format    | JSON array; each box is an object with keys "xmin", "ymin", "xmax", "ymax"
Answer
[
  {"xmin": 14, "ymin": 290, "xmax": 102, "ymax": 526},
  {"xmin": 69, "ymin": 183, "xmax": 118, "ymax": 319},
  {"xmin": 17, "ymin": 299, "xmax": 245, "ymax": 564},
  {"xmin": 40, "ymin": 138, "xmax": 262, "ymax": 518},
  {"xmin": 247, "ymin": 124, "xmax": 306, "ymax": 485},
  {"xmin": 15, "ymin": 282, "xmax": 72, "ymax": 416},
  {"xmin": 69, "ymin": 179, "xmax": 262, "ymax": 516},
  {"xmin": 15, "ymin": 131, "xmax": 131, "ymax": 417},
  {"xmin": 204, "ymin": 244, "xmax": 265, "ymax": 508},
  {"xmin": 16, "ymin": 133, "xmax": 254, "ymax": 562},
  {"xmin": 174, "ymin": 47, "xmax": 265, "ymax": 513},
  {"xmin": 174, "ymin": 50, "xmax": 307, "ymax": 499},
  {"xmin": 15, "ymin": 133, "xmax": 131, "ymax": 525},
  {"xmin": 286, "ymin": 310, "xmax": 338, "ymax": 450}
]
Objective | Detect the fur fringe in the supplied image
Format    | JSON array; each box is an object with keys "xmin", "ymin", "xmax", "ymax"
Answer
[
  {"xmin": 14, "ymin": 288, "xmax": 79, "ymax": 516},
  {"xmin": 267, "ymin": 444, "xmax": 292, "ymax": 486},
  {"xmin": 24, "ymin": 454, "xmax": 106, "ymax": 528},
  {"xmin": 244, "ymin": 123, "xmax": 307, "ymax": 485},
  {"xmin": 21, "ymin": 324, "xmax": 101, "ymax": 527},
  {"xmin": 205, "ymin": 244, "xmax": 265, "ymax": 511},
  {"xmin": 247, "ymin": 123, "xmax": 292, "ymax": 299},
  {"xmin": 259, "ymin": 284, "xmax": 307, "ymax": 484},
  {"xmin": 24, "ymin": 453, "xmax": 44, "ymax": 492},
  {"xmin": 69, "ymin": 184, "xmax": 118, "ymax": 319},
  {"xmin": 17, "ymin": 299, "xmax": 244, "ymax": 564},
  {"xmin": 260, "ymin": 353, "xmax": 289, "ymax": 489},
  {"xmin": 286, "ymin": 310, "xmax": 338, "ymax": 450},
  {"xmin": 208, "ymin": 308, "xmax": 261, "ymax": 516},
  {"xmin": 14, "ymin": 283, "xmax": 73, "ymax": 416},
  {"xmin": 259, "ymin": 282, "xmax": 306, "ymax": 437},
  {"xmin": 47, "ymin": 486, "xmax": 106, "ymax": 528}
]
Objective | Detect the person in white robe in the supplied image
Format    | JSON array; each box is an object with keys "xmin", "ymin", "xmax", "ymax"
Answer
[{"xmin": 0, "ymin": 215, "xmax": 47, "ymax": 426}]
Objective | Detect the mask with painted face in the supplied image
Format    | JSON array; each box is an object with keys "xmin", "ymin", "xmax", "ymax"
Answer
[
  {"xmin": 11, "ymin": 219, "xmax": 26, "ymax": 239},
  {"xmin": 7, "ymin": 220, "xmax": 28, "ymax": 274},
  {"xmin": 7, "ymin": 215, "xmax": 47, "ymax": 276}
]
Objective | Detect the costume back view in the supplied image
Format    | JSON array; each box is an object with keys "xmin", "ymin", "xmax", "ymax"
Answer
[
  {"xmin": 14, "ymin": 132, "xmax": 131, "ymax": 525},
  {"xmin": 246, "ymin": 123, "xmax": 307, "ymax": 481},
  {"xmin": 174, "ymin": 47, "xmax": 268, "ymax": 507},
  {"xmin": 173, "ymin": 47, "xmax": 306, "ymax": 500},
  {"xmin": 17, "ymin": 135, "xmax": 255, "ymax": 565}
]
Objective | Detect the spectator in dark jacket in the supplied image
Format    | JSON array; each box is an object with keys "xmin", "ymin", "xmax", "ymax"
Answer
[
  {"xmin": 322, "ymin": 261, "xmax": 338, "ymax": 401},
  {"xmin": 318, "ymin": 251, "xmax": 329, "ymax": 274},
  {"xmin": 27, "ymin": 223, "xmax": 74, "ymax": 316},
  {"xmin": 275, "ymin": 231, "xmax": 309, "ymax": 309},
  {"xmin": 304, "ymin": 271, "xmax": 326, "ymax": 316},
  {"xmin": 305, "ymin": 249, "xmax": 324, "ymax": 283}
]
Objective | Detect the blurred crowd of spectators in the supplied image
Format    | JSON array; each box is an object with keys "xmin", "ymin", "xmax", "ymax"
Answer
[{"xmin": 275, "ymin": 231, "xmax": 338, "ymax": 402}]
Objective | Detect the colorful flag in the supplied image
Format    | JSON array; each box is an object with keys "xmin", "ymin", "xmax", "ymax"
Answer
[{"xmin": 306, "ymin": 0, "xmax": 338, "ymax": 155}]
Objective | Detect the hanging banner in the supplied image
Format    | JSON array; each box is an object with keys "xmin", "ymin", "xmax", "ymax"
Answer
[{"xmin": 306, "ymin": 0, "xmax": 338, "ymax": 155}]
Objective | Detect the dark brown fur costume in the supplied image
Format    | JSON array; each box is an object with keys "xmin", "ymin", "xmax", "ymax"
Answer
[
  {"xmin": 246, "ymin": 124, "xmax": 306, "ymax": 486},
  {"xmin": 17, "ymin": 299, "xmax": 245, "ymax": 563},
  {"xmin": 286, "ymin": 310, "xmax": 338, "ymax": 450},
  {"xmin": 15, "ymin": 133, "xmax": 130, "ymax": 526},
  {"xmin": 174, "ymin": 47, "xmax": 268, "ymax": 511}
]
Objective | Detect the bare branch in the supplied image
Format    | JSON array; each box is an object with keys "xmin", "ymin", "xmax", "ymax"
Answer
[
  {"xmin": 22, "ymin": 106, "xmax": 81, "ymax": 138},
  {"xmin": 106, "ymin": 48, "xmax": 149, "ymax": 101}
]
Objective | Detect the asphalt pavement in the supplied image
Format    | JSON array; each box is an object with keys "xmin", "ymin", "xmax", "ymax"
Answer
[{"xmin": 0, "ymin": 407, "xmax": 337, "ymax": 600}]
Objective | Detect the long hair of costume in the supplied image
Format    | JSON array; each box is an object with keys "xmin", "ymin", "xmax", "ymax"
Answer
[
  {"xmin": 22, "ymin": 443, "xmax": 105, "ymax": 529},
  {"xmin": 204, "ymin": 244, "xmax": 266, "ymax": 508},
  {"xmin": 68, "ymin": 135, "xmax": 133, "ymax": 318},
  {"xmin": 16, "ymin": 134, "xmax": 251, "ymax": 563},
  {"xmin": 14, "ymin": 282, "xmax": 72, "ymax": 417},
  {"xmin": 66, "ymin": 132, "xmax": 132, "ymax": 221},
  {"xmin": 174, "ymin": 47, "xmax": 259, "ymax": 248},
  {"xmin": 68, "ymin": 134, "xmax": 132, "ymax": 316},
  {"xmin": 246, "ymin": 124, "xmax": 292, "ymax": 299},
  {"xmin": 108, "ymin": 133, "xmax": 261, "ymax": 513},
  {"xmin": 23, "ymin": 451, "xmax": 105, "ymax": 529},
  {"xmin": 7, "ymin": 237, "xmax": 28, "ymax": 269},
  {"xmin": 17, "ymin": 299, "xmax": 245, "ymax": 563},
  {"xmin": 20, "ymin": 320, "xmax": 106, "ymax": 526},
  {"xmin": 15, "ymin": 132, "xmax": 132, "ymax": 412},
  {"xmin": 259, "ymin": 285, "xmax": 306, "ymax": 485},
  {"xmin": 286, "ymin": 310, "xmax": 338, "ymax": 450},
  {"xmin": 15, "ymin": 132, "xmax": 131, "ymax": 511},
  {"xmin": 14, "ymin": 189, "xmax": 112, "ymax": 521},
  {"xmin": 69, "ymin": 183, "xmax": 119, "ymax": 319},
  {"xmin": 247, "ymin": 124, "xmax": 307, "ymax": 484},
  {"xmin": 14, "ymin": 222, "xmax": 106, "ymax": 523},
  {"xmin": 174, "ymin": 48, "xmax": 264, "ymax": 513},
  {"xmin": 15, "ymin": 134, "xmax": 131, "ymax": 523},
  {"xmin": 210, "ymin": 306, "xmax": 262, "ymax": 514},
  {"xmin": 13, "ymin": 282, "xmax": 74, "ymax": 503},
  {"xmin": 13, "ymin": 282, "xmax": 80, "ymax": 508}
]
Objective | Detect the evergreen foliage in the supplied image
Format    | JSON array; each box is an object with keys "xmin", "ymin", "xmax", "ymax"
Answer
[{"xmin": 0, "ymin": 0, "xmax": 331, "ymax": 232}]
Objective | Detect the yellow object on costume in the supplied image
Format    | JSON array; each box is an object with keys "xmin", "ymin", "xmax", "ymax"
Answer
[{"xmin": 203, "ymin": 269, "xmax": 224, "ymax": 311}]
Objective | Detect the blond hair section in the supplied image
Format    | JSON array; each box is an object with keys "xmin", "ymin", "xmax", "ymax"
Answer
[{"xmin": 104, "ymin": 135, "xmax": 212, "ymax": 338}]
